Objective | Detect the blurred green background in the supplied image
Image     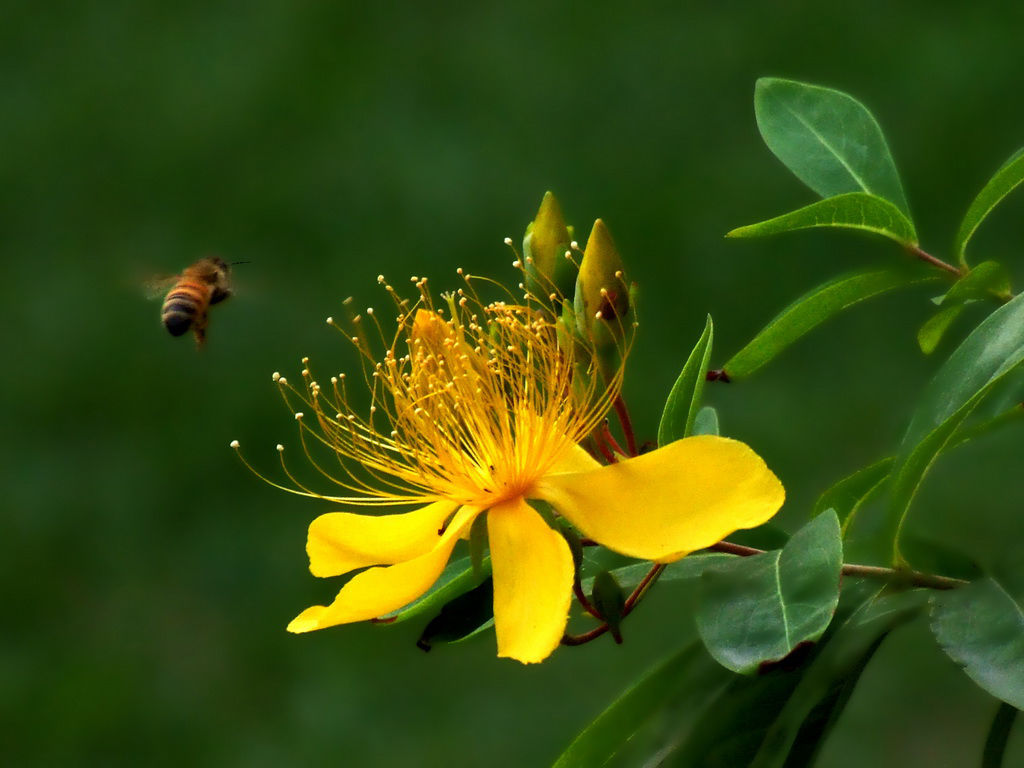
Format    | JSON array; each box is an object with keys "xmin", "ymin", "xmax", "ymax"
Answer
[{"xmin": 5, "ymin": 2, "xmax": 1024, "ymax": 765}]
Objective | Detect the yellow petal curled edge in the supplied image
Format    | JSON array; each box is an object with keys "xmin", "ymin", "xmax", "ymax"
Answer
[
  {"xmin": 534, "ymin": 436, "xmax": 784, "ymax": 563},
  {"xmin": 546, "ymin": 442, "xmax": 602, "ymax": 475},
  {"xmin": 288, "ymin": 506, "xmax": 480, "ymax": 633},
  {"xmin": 306, "ymin": 500, "xmax": 460, "ymax": 578},
  {"xmin": 488, "ymin": 497, "xmax": 574, "ymax": 664}
]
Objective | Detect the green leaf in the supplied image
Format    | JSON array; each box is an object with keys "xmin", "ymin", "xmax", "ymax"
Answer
[
  {"xmin": 693, "ymin": 405, "xmax": 719, "ymax": 436},
  {"xmin": 727, "ymin": 523, "xmax": 791, "ymax": 551},
  {"xmin": 749, "ymin": 590, "xmax": 928, "ymax": 768},
  {"xmin": 696, "ymin": 512, "xmax": 843, "ymax": 674},
  {"xmin": 416, "ymin": 577, "xmax": 494, "ymax": 651},
  {"xmin": 942, "ymin": 261, "xmax": 1012, "ymax": 304},
  {"xmin": 382, "ymin": 555, "xmax": 489, "ymax": 623},
  {"xmin": 898, "ymin": 533, "xmax": 983, "ymax": 583},
  {"xmin": 917, "ymin": 304, "xmax": 966, "ymax": 355},
  {"xmin": 930, "ymin": 579, "xmax": 1024, "ymax": 709},
  {"xmin": 951, "ymin": 403, "xmax": 1024, "ymax": 448},
  {"xmin": 657, "ymin": 315, "xmax": 713, "ymax": 445},
  {"xmin": 581, "ymin": 553, "xmax": 734, "ymax": 594},
  {"xmin": 664, "ymin": 669, "xmax": 806, "ymax": 768},
  {"xmin": 726, "ymin": 193, "xmax": 917, "ymax": 246},
  {"xmin": 888, "ymin": 291, "xmax": 1024, "ymax": 565},
  {"xmin": 812, "ymin": 457, "xmax": 893, "ymax": 535},
  {"xmin": 664, "ymin": 585, "xmax": 881, "ymax": 768},
  {"xmin": 754, "ymin": 78, "xmax": 911, "ymax": 218},
  {"xmin": 954, "ymin": 147, "xmax": 1024, "ymax": 267},
  {"xmin": 553, "ymin": 642, "xmax": 718, "ymax": 768},
  {"xmin": 722, "ymin": 269, "xmax": 928, "ymax": 380},
  {"xmin": 920, "ymin": 262, "xmax": 1014, "ymax": 354},
  {"xmin": 469, "ymin": 512, "xmax": 488, "ymax": 579},
  {"xmin": 819, "ymin": 402, "xmax": 1024, "ymax": 543}
]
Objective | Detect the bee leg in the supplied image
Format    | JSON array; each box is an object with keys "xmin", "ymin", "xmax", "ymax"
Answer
[
  {"xmin": 193, "ymin": 312, "xmax": 209, "ymax": 349},
  {"xmin": 211, "ymin": 287, "xmax": 232, "ymax": 305}
]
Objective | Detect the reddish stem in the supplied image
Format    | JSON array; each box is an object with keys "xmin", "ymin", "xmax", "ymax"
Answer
[
  {"xmin": 562, "ymin": 563, "xmax": 666, "ymax": 647},
  {"xmin": 600, "ymin": 421, "xmax": 626, "ymax": 458},
  {"xmin": 612, "ymin": 394, "xmax": 639, "ymax": 456}
]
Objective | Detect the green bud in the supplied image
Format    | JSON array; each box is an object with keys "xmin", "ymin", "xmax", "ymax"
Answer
[
  {"xmin": 524, "ymin": 191, "xmax": 576, "ymax": 301},
  {"xmin": 574, "ymin": 219, "xmax": 632, "ymax": 345}
]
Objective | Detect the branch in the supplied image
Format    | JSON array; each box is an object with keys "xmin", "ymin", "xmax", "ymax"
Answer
[
  {"xmin": 708, "ymin": 540, "xmax": 968, "ymax": 590},
  {"xmin": 906, "ymin": 244, "xmax": 963, "ymax": 277}
]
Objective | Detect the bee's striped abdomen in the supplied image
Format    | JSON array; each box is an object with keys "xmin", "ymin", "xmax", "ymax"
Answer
[{"xmin": 161, "ymin": 279, "xmax": 210, "ymax": 337}]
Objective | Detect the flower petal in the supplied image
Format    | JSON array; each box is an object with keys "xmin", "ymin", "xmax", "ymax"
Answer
[
  {"xmin": 289, "ymin": 506, "xmax": 481, "ymax": 633},
  {"xmin": 307, "ymin": 500, "xmax": 460, "ymax": 578},
  {"xmin": 534, "ymin": 436, "xmax": 784, "ymax": 562},
  {"xmin": 547, "ymin": 443, "xmax": 601, "ymax": 475},
  {"xmin": 488, "ymin": 497, "xmax": 574, "ymax": 664}
]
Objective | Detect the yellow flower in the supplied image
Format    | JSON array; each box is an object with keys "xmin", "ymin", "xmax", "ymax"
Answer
[{"xmin": 243, "ymin": 272, "xmax": 784, "ymax": 664}]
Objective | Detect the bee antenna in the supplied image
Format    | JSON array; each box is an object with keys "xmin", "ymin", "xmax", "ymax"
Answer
[{"xmin": 230, "ymin": 261, "xmax": 251, "ymax": 266}]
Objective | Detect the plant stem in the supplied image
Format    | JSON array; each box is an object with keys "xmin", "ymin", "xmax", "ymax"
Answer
[
  {"xmin": 573, "ymin": 575, "xmax": 603, "ymax": 621},
  {"xmin": 562, "ymin": 539, "xmax": 969, "ymax": 647},
  {"xmin": 612, "ymin": 394, "xmax": 639, "ymax": 457},
  {"xmin": 624, "ymin": 564, "xmax": 666, "ymax": 610},
  {"xmin": 708, "ymin": 540, "xmax": 967, "ymax": 590},
  {"xmin": 562, "ymin": 563, "xmax": 666, "ymax": 647},
  {"xmin": 600, "ymin": 421, "xmax": 627, "ymax": 459},
  {"xmin": 841, "ymin": 563, "xmax": 966, "ymax": 590},
  {"xmin": 906, "ymin": 244, "xmax": 963, "ymax": 277}
]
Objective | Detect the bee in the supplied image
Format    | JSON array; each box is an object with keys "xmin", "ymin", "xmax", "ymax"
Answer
[{"xmin": 150, "ymin": 257, "xmax": 236, "ymax": 348}]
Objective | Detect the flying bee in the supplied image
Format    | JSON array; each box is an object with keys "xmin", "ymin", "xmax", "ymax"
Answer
[{"xmin": 149, "ymin": 256, "xmax": 240, "ymax": 348}]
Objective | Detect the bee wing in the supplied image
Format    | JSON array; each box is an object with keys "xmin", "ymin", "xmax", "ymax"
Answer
[{"xmin": 144, "ymin": 274, "xmax": 180, "ymax": 300}]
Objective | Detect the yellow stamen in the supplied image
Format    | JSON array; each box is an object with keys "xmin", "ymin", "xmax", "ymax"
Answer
[{"xmin": 255, "ymin": 271, "xmax": 631, "ymax": 509}]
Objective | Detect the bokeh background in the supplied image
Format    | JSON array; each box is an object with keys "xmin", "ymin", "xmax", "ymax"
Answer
[{"xmin": 5, "ymin": 2, "xmax": 1024, "ymax": 765}]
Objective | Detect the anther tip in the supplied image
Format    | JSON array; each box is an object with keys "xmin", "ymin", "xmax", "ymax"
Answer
[
  {"xmin": 504, "ymin": 237, "xmax": 513, "ymax": 245},
  {"xmin": 230, "ymin": 440, "xmax": 240, "ymax": 449},
  {"xmin": 276, "ymin": 444, "xmax": 284, "ymax": 452},
  {"xmin": 294, "ymin": 412, "xmax": 304, "ymax": 420}
]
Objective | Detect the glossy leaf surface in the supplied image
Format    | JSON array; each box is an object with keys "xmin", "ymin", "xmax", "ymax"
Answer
[
  {"xmin": 580, "ymin": 553, "xmax": 734, "ymax": 594},
  {"xmin": 553, "ymin": 642, "xmax": 714, "ymax": 768},
  {"xmin": 754, "ymin": 78, "xmax": 911, "ymax": 217},
  {"xmin": 917, "ymin": 304, "xmax": 966, "ymax": 355},
  {"xmin": 723, "ymin": 270, "xmax": 925, "ymax": 380},
  {"xmin": 696, "ymin": 512, "xmax": 843, "ymax": 674},
  {"xmin": 382, "ymin": 555, "xmax": 489, "ymax": 623},
  {"xmin": 889, "ymin": 291, "xmax": 1024, "ymax": 563},
  {"xmin": 416, "ymin": 577, "xmax": 494, "ymax": 650},
  {"xmin": 812, "ymin": 457, "xmax": 893, "ymax": 535},
  {"xmin": 954, "ymin": 148, "xmax": 1024, "ymax": 266},
  {"xmin": 726, "ymin": 193, "xmax": 917, "ymax": 246},
  {"xmin": 749, "ymin": 590, "xmax": 928, "ymax": 768},
  {"xmin": 658, "ymin": 315, "xmax": 713, "ymax": 445},
  {"xmin": 931, "ymin": 579, "xmax": 1024, "ymax": 709},
  {"xmin": 693, "ymin": 405, "xmax": 720, "ymax": 436}
]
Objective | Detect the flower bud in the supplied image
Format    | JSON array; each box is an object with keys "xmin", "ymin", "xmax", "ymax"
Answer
[
  {"xmin": 523, "ymin": 191, "xmax": 577, "ymax": 302},
  {"xmin": 574, "ymin": 219, "xmax": 632, "ymax": 343}
]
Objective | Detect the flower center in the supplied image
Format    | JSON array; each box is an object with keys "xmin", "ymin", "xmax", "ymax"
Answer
[{"xmin": 255, "ymin": 274, "xmax": 625, "ymax": 508}]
